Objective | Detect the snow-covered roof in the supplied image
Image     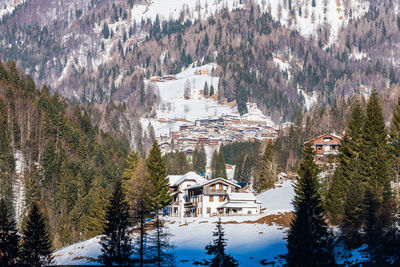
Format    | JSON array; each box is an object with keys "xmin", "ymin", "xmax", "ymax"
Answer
[
  {"xmin": 218, "ymin": 202, "xmax": 259, "ymax": 209},
  {"xmin": 169, "ymin": 172, "xmax": 207, "ymax": 187},
  {"xmin": 167, "ymin": 175, "xmax": 182, "ymax": 186},
  {"xmin": 228, "ymin": 192, "xmax": 257, "ymax": 202},
  {"xmin": 185, "ymin": 177, "xmax": 241, "ymax": 190}
]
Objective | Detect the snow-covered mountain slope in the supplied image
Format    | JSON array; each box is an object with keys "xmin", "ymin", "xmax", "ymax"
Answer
[
  {"xmin": 132, "ymin": 0, "xmax": 369, "ymax": 41},
  {"xmin": 0, "ymin": 0, "xmax": 27, "ymax": 20},
  {"xmin": 141, "ymin": 63, "xmax": 273, "ymax": 137},
  {"xmin": 53, "ymin": 180, "xmax": 295, "ymax": 266}
]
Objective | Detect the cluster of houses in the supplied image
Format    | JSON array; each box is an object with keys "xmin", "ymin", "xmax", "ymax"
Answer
[
  {"xmin": 149, "ymin": 75, "xmax": 177, "ymax": 82},
  {"xmin": 165, "ymin": 172, "xmax": 261, "ymax": 217},
  {"xmin": 157, "ymin": 112, "xmax": 281, "ymax": 157}
]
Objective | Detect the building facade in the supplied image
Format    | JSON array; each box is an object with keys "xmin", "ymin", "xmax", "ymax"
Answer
[
  {"xmin": 306, "ymin": 133, "xmax": 342, "ymax": 165},
  {"xmin": 166, "ymin": 172, "xmax": 261, "ymax": 217}
]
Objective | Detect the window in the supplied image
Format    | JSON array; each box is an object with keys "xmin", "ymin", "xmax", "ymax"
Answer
[
  {"xmin": 219, "ymin": 196, "xmax": 224, "ymax": 202},
  {"xmin": 209, "ymin": 196, "xmax": 214, "ymax": 202},
  {"xmin": 207, "ymin": 207, "xmax": 211, "ymax": 214},
  {"xmin": 211, "ymin": 184, "xmax": 216, "ymax": 190},
  {"xmin": 219, "ymin": 184, "xmax": 223, "ymax": 190},
  {"xmin": 316, "ymin": 145, "xmax": 322, "ymax": 150},
  {"xmin": 323, "ymin": 137, "xmax": 332, "ymax": 142},
  {"xmin": 248, "ymin": 210, "xmax": 252, "ymax": 214}
]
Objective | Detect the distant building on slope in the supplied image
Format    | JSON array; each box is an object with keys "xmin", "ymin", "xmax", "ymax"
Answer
[
  {"xmin": 306, "ymin": 133, "xmax": 342, "ymax": 166},
  {"xmin": 165, "ymin": 172, "xmax": 261, "ymax": 217}
]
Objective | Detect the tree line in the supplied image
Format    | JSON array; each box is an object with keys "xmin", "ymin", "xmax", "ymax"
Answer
[{"xmin": 286, "ymin": 91, "xmax": 400, "ymax": 265}]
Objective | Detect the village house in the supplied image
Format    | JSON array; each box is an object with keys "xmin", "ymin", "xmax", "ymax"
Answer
[
  {"xmin": 306, "ymin": 133, "xmax": 342, "ymax": 165},
  {"xmin": 165, "ymin": 172, "xmax": 262, "ymax": 217}
]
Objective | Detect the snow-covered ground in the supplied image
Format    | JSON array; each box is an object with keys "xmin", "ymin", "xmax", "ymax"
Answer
[
  {"xmin": 131, "ymin": 0, "xmax": 369, "ymax": 42},
  {"xmin": 52, "ymin": 179, "xmax": 371, "ymax": 266},
  {"xmin": 140, "ymin": 63, "xmax": 272, "ymax": 137},
  {"xmin": 53, "ymin": 180, "xmax": 295, "ymax": 266},
  {"xmin": 297, "ymin": 88, "xmax": 317, "ymax": 111},
  {"xmin": 13, "ymin": 150, "xmax": 26, "ymax": 228},
  {"xmin": 0, "ymin": 0, "xmax": 27, "ymax": 20}
]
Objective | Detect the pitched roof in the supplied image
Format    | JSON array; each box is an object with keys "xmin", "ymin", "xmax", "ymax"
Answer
[
  {"xmin": 228, "ymin": 192, "xmax": 256, "ymax": 201},
  {"xmin": 185, "ymin": 177, "xmax": 241, "ymax": 190},
  {"xmin": 168, "ymin": 172, "xmax": 207, "ymax": 187},
  {"xmin": 305, "ymin": 133, "xmax": 342, "ymax": 144},
  {"xmin": 217, "ymin": 202, "xmax": 259, "ymax": 208}
]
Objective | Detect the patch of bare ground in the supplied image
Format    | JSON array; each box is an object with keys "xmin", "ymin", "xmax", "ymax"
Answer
[
  {"xmin": 222, "ymin": 212, "xmax": 293, "ymax": 227},
  {"xmin": 199, "ymin": 221, "xmax": 208, "ymax": 223},
  {"xmin": 72, "ymin": 256, "xmax": 99, "ymax": 262},
  {"xmin": 260, "ymin": 259, "xmax": 276, "ymax": 265}
]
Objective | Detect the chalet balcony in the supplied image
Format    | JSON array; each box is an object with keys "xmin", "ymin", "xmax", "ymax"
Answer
[
  {"xmin": 170, "ymin": 201, "xmax": 180, "ymax": 206},
  {"xmin": 203, "ymin": 188, "xmax": 228, "ymax": 195},
  {"xmin": 184, "ymin": 201, "xmax": 198, "ymax": 208}
]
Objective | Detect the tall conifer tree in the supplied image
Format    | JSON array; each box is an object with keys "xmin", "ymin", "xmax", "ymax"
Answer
[
  {"xmin": 100, "ymin": 179, "xmax": 133, "ymax": 266},
  {"xmin": 19, "ymin": 202, "xmax": 53, "ymax": 267},
  {"xmin": 122, "ymin": 149, "xmax": 139, "ymax": 187},
  {"xmin": 205, "ymin": 218, "xmax": 238, "ymax": 267},
  {"xmin": 0, "ymin": 198, "xmax": 19, "ymax": 265},
  {"xmin": 286, "ymin": 143, "xmax": 335, "ymax": 266},
  {"xmin": 326, "ymin": 100, "xmax": 364, "ymax": 224},
  {"xmin": 0, "ymin": 98, "xmax": 15, "ymax": 211},
  {"xmin": 147, "ymin": 141, "xmax": 171, "ymax": 210},
  {"xmin": 193, "ymin": 145, "xmax": 207, "ymax": 174},
  {"xmin": 127, "ymin": 159, "xmax": 153, "ymax": 266},
  {"xmin": 257, "ymin": 140, "xmax": 277, "ymax": 191},
  {"xmin": 360, "ymin": 91, "xmax": 395, "ymax": 259}
]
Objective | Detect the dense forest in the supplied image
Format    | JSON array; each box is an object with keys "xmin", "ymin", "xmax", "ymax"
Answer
[{"xmin": 0, "ymin": 59, "xmax": 129, "ymax": 248}]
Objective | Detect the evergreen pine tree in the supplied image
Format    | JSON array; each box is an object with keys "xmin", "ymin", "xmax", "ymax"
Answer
[
  {"xmin": 193, "ymin": 145, "xmax": 207, "ymax": 174},
  {"xmin": 257, "ymin": 140, "xmax": 277, "ymax": 192},
  {"xmin": 204, "ymin": 81, "xmax": 209, "ymax": 96},
  {"xmin": 0, "ymin": 198, "xmax": 19, "ymax": 265},
  {"xmin": 19, "ymin": 202, "xmax": 53, "ymax": 267},
  {"xmin": 148, "ymin": 215, "xmax": 174, "ymax": 267},
  {"xmin": 83, "ymin": 176, "xmax": 107, "ymax": 239},
  {"xmin": 100, "ymin": 179, "xmax": 133, "ymax": 266},
  {"xmin": 360, "ymin": 91, "xmax": 395, "ymax": 259},
  {"xmin": 391, "ymin": 97, "xmax": 400, "ymax": 158},
  {"xmin": 147, "ymin": 141, "xmax": 171, "ymax": 210},
  {"xmin": 127, "ymin": 159, "xmax": 153, "ymax": 266},
  {"xmin": 209, "ymin": 84, "xmax": 215, "ymax": 96},
  {"xmin": 122, "ymin": 149, "xmax": 139, "ymax": 187},
  {"xmin": 390, "ymin": 97, "xmax": 400, "ymax": 201},
  {"xmin": 326, "ymin": 100, "xmax": 364, "ymax": 224},
  {"xmin": 286, "ymin": 143, "xmax": 335, "ymax": 266},
  {"xmin": 217, "ymin": 151, "xmax": 227, "ymax": 179},
  {"xmin": 205, "ymin": 218, "xmax": 238, "ymax": 267},
  {"xmin": 0, "ymin": 98, "xmax": 15, "ymax": 211}
]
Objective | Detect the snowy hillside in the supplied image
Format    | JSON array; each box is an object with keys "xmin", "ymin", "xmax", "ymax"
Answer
[
  {"xmin": 0, "ymin": 0, "xmax": 27, "ymax": 20},
  {"xmin": 131, "ymin": 0, "xmax": 369, "ymax": 41},
  {"xmin": 53, "ymin": 179, "xmax": 371, "ymax": 266},
  {"xmin": 141, "ymin": 63, "xmax": 273, "ymax": 137},
  {"xmin": 53, "ymin": 180, "xmax": 295, "ymax": 266}
]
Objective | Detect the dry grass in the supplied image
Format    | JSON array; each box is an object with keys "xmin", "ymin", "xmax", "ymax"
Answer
[
  {"xmin": 221, "ymin": 212, "xmax": 293, "ymax": 227},
  {"xmin": 72, "ymin": 256, "xmax": 99, "ymax": 262}
]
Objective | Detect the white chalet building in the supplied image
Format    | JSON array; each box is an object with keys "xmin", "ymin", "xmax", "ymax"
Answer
[{"xmin": 166, "ymin": 172, "xmax": 261, "ymax": 217}]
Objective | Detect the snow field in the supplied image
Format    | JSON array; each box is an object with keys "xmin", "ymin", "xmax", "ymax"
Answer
[{"xmin": 53, "ymin": 180, "xmax": 295, "ymax": 266}]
